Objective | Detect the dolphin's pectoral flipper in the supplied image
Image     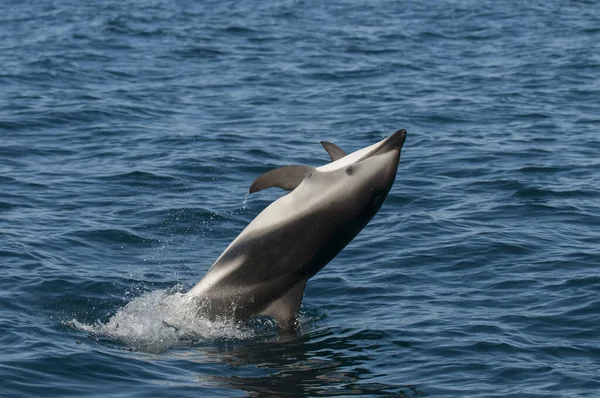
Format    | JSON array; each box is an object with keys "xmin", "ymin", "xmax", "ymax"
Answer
[
  {"xmin": 249, "ymin": 165, "xmax": 315, "ymax": 194},
  {"xmin": 258, "ymin": 279, "xmax": 307, "ymax": 329},
  {"xmin": 320, "ymin": 141, "xmax": 347, "ymax": 161}
]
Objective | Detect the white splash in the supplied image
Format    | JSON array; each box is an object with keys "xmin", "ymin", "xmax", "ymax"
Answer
[
  {"xmin": 241, "ymin": 192, "xmax": 250, "ymax": 210},
  {"xmin": 67, "ymin": 289, "xmax": 258, "ymax": 351}
]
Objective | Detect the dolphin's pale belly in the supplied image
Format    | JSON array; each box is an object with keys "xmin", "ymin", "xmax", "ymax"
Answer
[{"xmin": 190, "ymin": 204, "xmax": 352, "ymax": 318}]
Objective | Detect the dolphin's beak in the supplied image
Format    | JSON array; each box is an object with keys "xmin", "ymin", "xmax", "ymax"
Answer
[{"xmin": 364, "ymin": 129, "xmax": 407, "ymax": 158}]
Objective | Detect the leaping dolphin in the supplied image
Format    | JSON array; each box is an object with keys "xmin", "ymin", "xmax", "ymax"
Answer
[{"xmin": 187, "ymin": 129, "xmax": 407, "ymax": 328}]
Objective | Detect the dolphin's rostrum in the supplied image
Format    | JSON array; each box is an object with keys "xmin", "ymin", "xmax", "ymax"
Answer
[{"xmin": 187, "ymin": 129, "xmax": 407, "ymax": 328}]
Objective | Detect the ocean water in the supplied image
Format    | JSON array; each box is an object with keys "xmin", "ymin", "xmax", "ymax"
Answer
[{"xmin": 2, "ymin": 0, "xmax": 600, "ymax": 396}]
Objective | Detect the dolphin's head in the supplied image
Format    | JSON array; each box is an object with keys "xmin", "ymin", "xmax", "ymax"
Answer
[
  {"xmin": 351, "ymin": 128, "xmax": 406, "ymax": 197},
  {"xmin": 314, "ymin": 129, "xmax": 406, "ymax": 214}
]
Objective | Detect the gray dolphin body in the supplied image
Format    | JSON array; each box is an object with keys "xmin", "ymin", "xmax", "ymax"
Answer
[{"xmin": 187, "ymin": 129, "xmax": 407, "ymax": 328}]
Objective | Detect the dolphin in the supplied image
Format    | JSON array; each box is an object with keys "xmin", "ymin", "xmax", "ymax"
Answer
[{"xmin": 187, "ymin": 129, "xmax": 407, "ymax": 328}]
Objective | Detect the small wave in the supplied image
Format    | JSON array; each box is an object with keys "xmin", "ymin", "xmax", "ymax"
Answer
[
  {"xmin": 68, "ymin": 227, "xmax": 159, "ymax": 246},
  {"xmin": 66, "ymin": 290, "xmax": 262, "ymax": 351},
  {"xmin": 97, "ymin": 170, "xmax": 177, "ymax": 184},
  {"xmin": 513, "ymin": 185, "xmax": 597, "ymax": 200},
  {"xmin": 0, "ymin": 201, "xmax": 16, "ymax": 212}
]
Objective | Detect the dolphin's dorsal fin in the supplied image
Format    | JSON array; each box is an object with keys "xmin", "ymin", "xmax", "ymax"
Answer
[
  {"xmin": 249, "ymin": 165, "xmax": 315, "ymax": 193},
  {"xmin": 320, "ymin": 141, "xmax": 347, "ymax": 161},
  {"xmin": 258, "ymin": 279, "xmax": 307, "ymax": 329}
]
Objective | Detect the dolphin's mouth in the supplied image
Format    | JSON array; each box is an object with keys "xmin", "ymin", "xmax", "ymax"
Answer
[{"xmin": 362, "ymin": 129, "xmax": 407, "ymax": 159}]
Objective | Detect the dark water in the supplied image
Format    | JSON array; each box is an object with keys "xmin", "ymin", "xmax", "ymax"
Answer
[{"xmin": 2, "ymin": 0, "xmax": 600, "ymax": 396}]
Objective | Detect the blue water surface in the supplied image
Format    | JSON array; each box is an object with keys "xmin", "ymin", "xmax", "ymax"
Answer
[{"xmin": 2, "ymin": 0, "xmax": 600, "ymax": 397}]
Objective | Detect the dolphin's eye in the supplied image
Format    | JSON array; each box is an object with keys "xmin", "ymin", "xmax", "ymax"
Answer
[{"xmin": 346, "ymin": 166, "xmax": 354, "ymax": 175}]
